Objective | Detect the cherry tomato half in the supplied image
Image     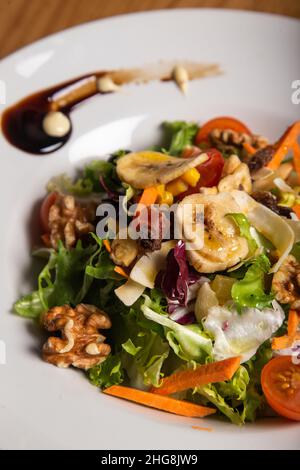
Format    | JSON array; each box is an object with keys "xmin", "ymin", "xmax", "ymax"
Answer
[
  {"xmin": 261, "ymin": 356, "xmax": 300, "ymax": 421},
  {"xmin": 40, "ymin": 191, "xmax": 58, "ymax": 233},
  {"xmin": 196, "ymin": 148, "xmax": 225, "ymax": 187},
  {"xmin": 195, "ymin": 116, "xmax": 252, "ymax": 144},
  {"xmin": 180, "ymin": 148, "xmax": 225, "ymax": 200}
]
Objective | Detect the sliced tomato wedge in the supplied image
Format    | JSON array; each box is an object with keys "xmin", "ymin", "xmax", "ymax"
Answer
[
  {"xmin": 40, "ymin": 191, "xmax": 58, "ymax": 233},
  {"xmin": 196, "ymin": 148, "xmax": 225, "ymax": 187},
  {"xmin": 180, "ymin": 148, "xmax": 225, "ymax": 199},
  {"xmin": 195, "ymin": 116, "xmax": 252, "ymax": 144},
  {"xmin": 261, "ymin": 356, "xmax": 300, "ymax": 421}
]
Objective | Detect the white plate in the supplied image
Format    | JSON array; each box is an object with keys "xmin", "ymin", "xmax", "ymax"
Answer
[{"xmin": 0, "ymin": 9, "xmax": 299, "ymax": 450}]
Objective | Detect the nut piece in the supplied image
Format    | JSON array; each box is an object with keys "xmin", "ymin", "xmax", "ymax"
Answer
[
  {"xmin": 218, "ymin": 155, "xmax": 252, "ymax": 193},
  {"xmin": 272, "ymin": 255, "xmax": 300, "ymax": 309},
  {"xmin": 198, "ymin": 186, "xmax": 218, "ymax": 195},
  {"xmin": 42, "ymin": 304, "xmax": 112, "ymax": 370},
  {"xmin": 110, "ymin": 237, "xmax": 139, "ymax": 267},
  {"xmin": 222, "ymin": 154, "xmax": 241, "ymax": 175},
  {"xmin": 48, "ymin": 194, "xmax": 96, "ymax": 249},
  {"xmin": 210, "ymin": 128, "xmax": 268, "ymax": 150}
]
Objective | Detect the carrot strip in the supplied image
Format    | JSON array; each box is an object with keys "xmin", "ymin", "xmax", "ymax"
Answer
[
  {"xmin": 292, "ymin": 204, "xmax": 300, "ymax": 219},
  {"xmin": 103, "ymin": 239, "xmax": 111, "ymax": 253},
  {"xmin": 103, "ymin": 385, "xmax": 216, "ymax": 418},
  {"xmin": 135, "ymin": 186, "xmax": 159, "ymax": 217},
  {"xmin": 272, "ymin": 309, "xmax": 300, "ymax": 350},
  {"xmin": 192, "ymin": 425, "xmax": 213, "ymax": 432},
  {"xmin": 267, "ymin": 121, "xmax": 300, "ymax": 170},
  {"xmin": 271, "ymin": 336, "xmax": 294, "ymax": 350},
  {"xmin": 150, "ymin": 357, "xmax": 241, "ymax": 396},
  {"xmin": 114, "ymin": 266, "xmax": 129, "ymax": 278},
  {"xmin": 243, "ymin": 142, "xmax": 256, "ymax": 155},
  {"xmin": 288, "ymin": 310, "xmax": 299, "ymax": 337},
  {"xmin": 293, "ymin": 142, "xmax": 300, "ymax": 181}
]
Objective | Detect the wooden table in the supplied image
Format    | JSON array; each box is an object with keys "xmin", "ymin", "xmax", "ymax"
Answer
[{"xmin": 0, "ymin": 0, "xmax": 299, "ymax": 59}]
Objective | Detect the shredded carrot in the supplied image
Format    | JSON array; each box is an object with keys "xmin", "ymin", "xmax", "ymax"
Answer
[
  {"xmin": 103, "ymin": 239, "xmax": 111, "ymax": 253},
  {"xmin": 135, "ymin": 186, "xmax": 158, "ymax": 215},
  {"xmin": 41, "ymin": 233, "xmax": 51, "ymax": 247},
  {"xmin": 292, "ymin": 142, "xmax": 300, "ymax": 180},
  {"xmin": 267, "ymin": 121, "xmax": 300, "ymax": 172},
  {"xmin": 114, "ymin": 266, "xmax": 129, "ymax": 278},
  {"xmin": 192, "ymin": 425, "xmax": 213, "ymax": 432},
  {"xmin": 150, "ymin": 357, "xmax": 241, "ymax": 396},
  {"xmin": 292, "ymin": 204, "xmax": 300, "ymax": 219},
  {"xmin": 103, "ymin": 385, "xmax": 216, "ymax": 418},
  {"xmin": 288, "ymin": 310, "xmax": 300, "ymax": 337},
  {"xmin": 272, "ymin": 309, "xmax": 300, "ymax": 350},
  {"xmin": 243, "ymin": 142, "xmax": 256, "ymax": 155}
]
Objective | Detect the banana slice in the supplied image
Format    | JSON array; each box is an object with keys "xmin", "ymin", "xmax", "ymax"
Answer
[
  {"xmin": 177, "ymin": 192, "xmax": 249, "ymax": 273},
  {"xmin": 116, "ymin": 151, "xmax": 208, "ymax": 189}
]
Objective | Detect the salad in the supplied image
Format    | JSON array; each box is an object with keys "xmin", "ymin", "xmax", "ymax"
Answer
[{"xmin": 15, "ymin": 117, "xmax": 300, "ymax": 424}]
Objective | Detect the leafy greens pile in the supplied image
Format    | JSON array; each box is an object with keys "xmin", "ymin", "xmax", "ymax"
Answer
[{"xmin": 14, "ymin": 122, "xmax": 287, "ymax": 425}]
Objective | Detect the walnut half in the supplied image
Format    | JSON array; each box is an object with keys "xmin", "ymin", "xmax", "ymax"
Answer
[
  {"xmin": 42, "ymin": 304, "xmax": 111, "ymax": 370},
  {"xmin": 272, "ymin": 255, "xmax": 300, "ymax": 309},
  {"xmin": 48, "ymin": 194, "xmax": 96, "ymax": 249}
]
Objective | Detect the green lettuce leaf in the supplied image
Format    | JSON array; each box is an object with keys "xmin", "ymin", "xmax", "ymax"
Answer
[
  {"xmin": 291, "ymin": 241, "xmax": 300, "ymax": 261},
  {"xmin": 227, "ymin": 213, "xmax": 258, "ymax": 256},
  {"xmin": 46, "ymin": 240, "xmax": 97, "ymax": 308},
  {"xmin": 231, "ymin": 254, "xmax": 274, "ymax": 311},
  {"xmin": 162, "ymin": 121, "xmax": 198, "ymax": 156},
  {"xmin": 13, "ymin": 287, "xmax": 53, "ymax": 319},
  {"xmin": 14, "ymin": 235, "xmax": 123, "ymax": 319},
  {"xmin": 47, "ymin": 158, "xmax": 124, "ymax": 196},
  {"xmin": 47, "ymin": 173, "xmax": 94, "ymax": 196},
  {"xmin": 88, "ymin": 354, "xmax": 124, "ymax": 388},
  {"xmin": 195, "ymin": 364, "xmax": 261, "ymax": 425},
  {"xmin": 121, "ymin": 331, "xmax": 169, "ymax": 388},
  {"xmin": 141, "ymin": 295, "xmax": 212, "ymax": 361},
  {"xmin": 217, "ymin": 365, "xmax": 249, "ymax": 401},
  {"xmin": 196, "ymin": 383, "xmax": 244, "ymax": 425}
]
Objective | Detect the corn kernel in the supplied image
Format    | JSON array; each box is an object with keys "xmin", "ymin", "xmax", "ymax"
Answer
[
  {"xmin": 160, "ymin": 191, "xmax": 174, "ymax": 205},
  {"xmin": 155, "ymin": 184, "xmax": 165, "ymax": 196},
  {"xmin": 181, "ymin": 168, "xmax": 201, "ymax": 187},
  {"xmin": 166, "ymin": 178, "xmax": 188, "ymax": 196},
  {"xmin": 278, "ymin": 192, "xmax": 296, "ymax": 207}
]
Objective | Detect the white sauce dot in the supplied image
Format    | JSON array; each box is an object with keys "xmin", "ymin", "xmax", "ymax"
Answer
[
  {"xmin": 42, "ymin": 111, "xmax": 71, "ymax": 138},
  {"xmin": 172, "ymin": 65, "xmax": 189, "ymax": 94},
  {"xmin": 97, "ymin": 76, "xmax": 120, "ymax": 93}
]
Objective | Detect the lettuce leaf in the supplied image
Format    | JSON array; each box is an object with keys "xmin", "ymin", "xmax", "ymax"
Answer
[
  {"xmin": 47, "ymin": 158, "xmax": 124, "ymax": 196},
  {"xmin": 162, "ymin": 121, "xmax": 198, "ymax": 156},
  {"xmin": 141, "ymin": 295, "xmax": 212, "ymax": 362},
  {"xmin": 195, "ymin": 364, "xmax": 263, "ymax": 425},
  {"xmin": 13, "ymin": 287, "xmax": 53, "ymax": 319},
  {"xmin": 227, "ymin": 213, "xmax": 258, "ymax": 256},
  {"xmin": 217, "ymin": 365, "xmax": 249, "ymax": 401},
  {"xmin": 204, "ymin": 301, "xmax": 284, "ymax": 363},
  {"xmin": 47, "ymin": 173, "xmax": 94, "ymax": 196},
  {"xmin": 231, "ymin": 254, "xmax": 274, "ymax": 310},
  {"xmin": 88, "ymin": 354, "xmax": 124, "ymax": 388},
  {"xmin": 46, "ymin": 240, "xmax": 97, "ymax": 308},
  {"xmin": 291, "ymin": 241, "xmax": 300, "ymax": 261},
  {"xmin": 14, "ymin": 235, "xmax": 122, "ymax": 319},
  {"xmin": 121, "ymin": 331, "xmax": 169, "ymax": 388},
  {"xmin": 196, "ymin": 383, "xmax": 244, "ymax": 425}
]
